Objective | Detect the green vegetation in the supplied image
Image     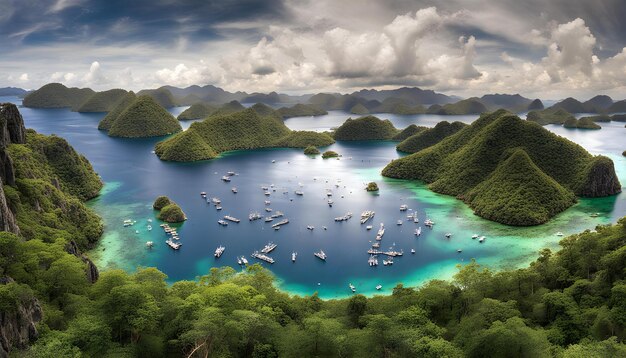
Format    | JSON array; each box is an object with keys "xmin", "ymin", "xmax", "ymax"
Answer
[
  {"xmin": 427, "ymin": 98, "xmax": 487, "ymax": 115},
  {"xmin": 157, "ymin": 203, "xmax": 186, "ymax": 223},
  {"xmin": 611, "ymin": 114, "xmax": 626, "ymax": 122},
  {"xmin": 527, "ymin": 108, "xmax": 576, "ymax": 125},
  {"xmin": 152, "ymin": 196, "xmax": 172, "ymax": 210},
  {"xmin": 373, "ymin": 98, "xmax": 426, "ymax": 115},
  {"xmin": 212, "ymin": 100, "xmax": 245, "ymax": 116},
  {"xmin": 322, "ymin": 150, "xmax": 339, "ymax": 159},
  {"xmin": 350, "ymin": 103, "xmax": 370, "ymax": 115},
  {"xmin": 392, "ymin": 124, "xmax": 427, "ymax": 141},
  {"xmin": 250, "ymin": 103, "xmax": 278, "ymax": 116},
  {"xmin": 304, "ymin": 146, "xmax": 320, "ymax": 155},
  {"xmin": 528, "ymin": 98, "xmax": 544, "ymax": 110},
  {"xmin": 333, "ymin": 116, "xmax": 399, "ymax": 140},
  {"xmin": 156, "ymin": 109, "xmax": 333, "ymax": 162},
  {"xmin": 277, "ymin": 103, "xmax": 328, "ymax": 118},
  {"xmin": 396, "ymin": 121, "xmax": 467, "ymax": 153},
  {"xmin": 383, "ymin": 110, "xmax": 621, "ymax": 225},
  {"xmin": 76, "ymin": 89, "xmax": 129, "ymax": 112},
  {"xmin": 138, "ymin": 87, "xmax": 176, "ymax": 108},
  {"xmin": 564, "ymin": 117, "xmax": 602, "ymax": 130},
  {"xmin": 107, "ymin": 96, "xmax": 182, "ymax": 138},
  {"xmin": 97, "ymin": 91, "xmax": 137, "ymax": 131},
  {"xmin": 177, "ymin": 103, "xmax": 217, "ymax": 120},
  {"xmin": 22, "ymin": 83, "xmax": 94, "ymax": 109},
  {"xmin": 365, "ymin": 182, "xmax": 379, "ymax": 192}
]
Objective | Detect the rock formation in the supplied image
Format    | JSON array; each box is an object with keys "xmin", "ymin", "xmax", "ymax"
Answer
[{"xmin": 0, "ymin": 278, "xmax": 43, "ymax": 358}]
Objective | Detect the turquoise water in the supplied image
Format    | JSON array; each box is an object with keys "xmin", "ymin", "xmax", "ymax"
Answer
[{"xmin": 3, "ymin": 96, "xmax": 624, "ymax": 299}]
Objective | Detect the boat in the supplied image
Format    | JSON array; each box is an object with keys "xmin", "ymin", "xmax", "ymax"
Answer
[
  {"xmin": 407, "ymin": 213, "xmax": 414, "ymax": 219},
  {"xmin": 292, "ymin": 252, "xmax": 297, "ymax": 262},
  {"xmin": 295, "ymin": 190, "xmax": 304, "ymax": 196},
  {"xmin": 147, "ymin": 225, "xmax": 152, "ymax": 231},
  {"xmin": 231, "ymin": 187, "xmax": 238, "ymax": 193},
  {"xmin": 270, "ymin": 211, "xmax": 284, "ymax": 218},
  {"xmin": 413, "ymin": 216, "xmax": 419, "ymax": 223},
  {"xmin": 241, "ymin": 257, "xmax": 248, "ymax": 265},
  {"xmin": 400, "ymin": 204, "xmax": 408, "ymax": 211},
  {"xmin": 226, "ymin": 171, "xmax": 236, "ymax": 176},
  {"xmin": 457, "ymin": 249, "xmax": 462, "ymax": 253},
  {"xmin": 146, "ymin": 241, "xmax": 154, "ymax": 248},
  {"xmin": 396, "ymin": 220, "xmax": 403, "ymax": 225},
  {"xmin": 479, "ymin": 236, "xmax": 485, "ymax": 243},
  {"xmin": 376, "ymin": 284, "xmax": 382, "ymax": 290},
  {"xmin": 211, "ymin": 197, "xmax": 221, "ymax": 205},
  {"xmin": 328, "ymin": 199, "xmax": 333, "ymax": 206},
  {"xmin": 261, "ymin": 242, "xmax": 277, "ymax": 254},
  {"xmin": 224, "ymin": 215, "xmax": 240, "ymax": 223},
  {"xmin": 265, "ymin": 207, "xmax": 272, "ymax": 212},
  {"xmin": 249, "ymin": 212, "xmax": 262, "ymax": 221},
  {"xmin": 372, "ymin": 242, "xmax": 380, "ymax": 248},
  {"xmin": 221, "ymin": 176, "xmax": 231, "ymax": 182},
  {"xmin": 445, "ymin": 233, "xmax": 452, "ymax": 238},
  {"xmin": 590, "ymin": 212, "xmax": 600, "ymax": 217},
  {"xmin": 237, "ymin": 257, "xmax": 242, "ymax": 265},
  {"xmin": 166, "ymin": 239, "xmax": 181, "ymax": 250},
  {"xmin": 271, "ymin": 219, "xmax": 289, "ymax": 228},
  {"xmin": 123, "ymin": 219, "xmax": 134, "ymax": 227},
  {"xmin": 264, "ymin": 191, "xmax": 271, "ymax": 196},
  {"xmin": 383, "ymin": 258, "xmax": 393, "ymax": 266},
  {"xmin": 472, "ymin": 234, "xmax": 479, "ymax": 239},
  {"xmin": 314, "ymin": 250, "xmax": 327, "ymax": 261},
  {"xmin": 424, "ymin": 219, "xmax": 434, "ymax": 227},
  {"xmin": 323, "ymin": 226, "xmax": 327, "ymax": 230},
  {"xmin": 216, "ymin": 206, "xmax": 223, "ymax": 210},
  {"xmin": 366, "ymin": 225, "xmax": 373, "ymax": 230},
  {"xmin": 261, "ymin": 186, "xmax": 269, "ymax": 190},
  {"xmin": 410, "ymin": 248, "xmax": 415, "ymax": 254},
  {"xmin": 217, "ymin": 220, "xmax": 228, "ymax": 226},
  {"xmin": 264, "ymin": 217, "xmax": 273, "ymax": 222},
  {"xmin": 271, "ymin": 160, "xmax": 276, "ymax": 163},
  {"xmin": 214, "ymin": 246, "xmax": 225, "ymax": 258},
  {"xmin": 349, "ymin": 283, "xmax": 356, "ymax": 293},
  {"xmin": 135, "ymin": 230, "xmax": 139, "ymax": 234},
  {"xmin": 360, "ymin": 211, "xmax": 375, "ymax": 224},
  {"xmin": 414, "ymin": 228, "xmax": 420, "ymax": 236},
  {"xmin": 200, "ymin": 192, "xmax": 207, "ymax": 197},
  {"xmin": 307, "ymin": 225, "xmax": 314, "ymax": 230},
  {"xmin": 368, "ymin": 255, "xmax": 378, "ymax": 266},
  {"xmin": 274, "ymin": 226, "xmax": 280, "ymax": 230},
  {"xmin": 375, "ymin": 223, "xmax": 385, "ymax": 240},
  {"xmin": 251, "ymin": 251, "xmax": 274, "ymax": 264},
  {"xmin": 264, "ymin": 200, "xmax": 271, "ymax": 205},
  {"xmin": 334, "ymin": 212, "xmax": 353, "ymax": 222},
  {"xmin": 556, "ymin": 232, "xmax": 564, "ymax": 236}
]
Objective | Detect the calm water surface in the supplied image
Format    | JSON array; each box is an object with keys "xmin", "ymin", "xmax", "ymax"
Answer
[{"xmin": 2, "ymin": 96, "xmax": 625, "ymax": 298}]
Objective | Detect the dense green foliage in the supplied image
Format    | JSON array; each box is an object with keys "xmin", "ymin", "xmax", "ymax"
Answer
[
  {"xmin": 382, "ymin": 110, "xmax": 621, "ymax": 225},
  {"xmin": 76, "ymin": 89, "xmax": 129, "ymax": 113},
  {"xmin": 527, "ymin": 108, "xmax": 576, "ymax": 125},
  {"xmin": 98, "ymin": 92, "xmax": 137, "ymax": 131},
  {"xmin": 392, "ymin": 124, "xmax": 427, "ymax": 141},
  {"xmin": 277, "ymin": 104, "xmax": 328, "ymax": 118},
  {"xmin": 107, "ymin": 96, "xmax": 182, "ymax": 138},
  {"xmin": 366, "ymin": 182, "xmax": 379, "ymax": 192},
  {"xmin": 156, "ymin": 109, "xmax": 333, "ymax": 162},
  {"xmin": 138, "ymin": 88, "xmax": 176, "ymax": 108},
  {"xmin": 581, "ymin": 115, "xmax": 611, "ymax": 123},
  {"xmin": 157, "ymin": 203, "xmax": 186, "ymax": 223},
  {"xmin": 6, "ymin": 130, "xmax": 103, "ymax": 249},
  {"xmin": 373, "ymin": 98, "xmax": 426, "ymax": 115},
  {"xmin": 6, "ymin": 217, "xmax": 626, "ymax": 357},
  {"xmin": 564, "ymin": 117, "xmax": 602, "ymax": 130},
  {"xmin": 22, "ymin": 83, "xmax": 95, "ymax": 110},
  {"xmin": 304, "ymin": 146, "xmax": 320, "ymax": 155},
  {"xmin": 177, "ymin": 103, "xmax": 217, "ymax": 120},
  {"xmin": 333, "ymin": 116, "xmax": 399, "ymax": 140},
  {"xmin": 427, "ymin": 98, "xmax": 487, "ymax": 115},
  {"xmin": 322, "ymin": 150, "xmax": 339, "ymax": 159},
  {"xmin": 396, "ymin": 121, "xmax": 467, "ymax": 153},
  {"xmin": 212, "ymin": 100, "xmax": 246, "ymax": 116},
  {"xmin": 152, "ymin": 196, "xmax": 172, "ymax": 210}
]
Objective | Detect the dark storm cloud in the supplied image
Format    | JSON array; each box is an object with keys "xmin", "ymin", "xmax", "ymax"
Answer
[{"xmin": 0, "ymin": 0, "xmax": 290, "ymax": 46}]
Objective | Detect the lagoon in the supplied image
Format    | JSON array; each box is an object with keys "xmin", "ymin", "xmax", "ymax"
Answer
[{"xmin": 3, "ymin": 96, "xmax": 625, "ymax": 299}]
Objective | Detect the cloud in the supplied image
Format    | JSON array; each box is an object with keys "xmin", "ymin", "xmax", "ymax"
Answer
[
  {"xmin": 543, "ymin": 18, "xmax": 597, "ymax": 82},
  {"xmin": 19, "ymin": 73, "xmax": 29, "ymax": 82}
]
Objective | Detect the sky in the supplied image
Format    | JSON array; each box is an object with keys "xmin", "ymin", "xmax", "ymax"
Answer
[{"xmin": 1, "ymin": 0, "xmax": 626, "ymax": 99}]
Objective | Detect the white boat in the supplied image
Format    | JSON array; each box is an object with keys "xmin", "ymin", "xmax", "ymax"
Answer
[
  {"xmin": 360, "ymin": 211, "xmax": 375, "ymax": 224},
  {"xmin": 366, "ymin": 225, "xmax": 373, "ymax": 230},
  {"xmin": 349, "ymin": 283, "xmax": 356, "ymax": 293},
  {"xmin": 237, "ymin": 257, "xmax": 242, "ymax": 265},
  {"xmin": 271, "ymin": 219, "xmax": 289, "ymax": 228},
  {"xmin": 217, "ymin": 220, "xmax": 228, "ymax": 226},
  {"xmin": 265, "ymin": 207, "xmax": 272, "ymax": 212},
  {"xmin": 445, "ymin": 233, "xmax": 452, "ymax": 238},
  {"xmin": 368, "ymin": 255, "xmax": 378, "ymax": 266},
  {"xmin": 295, "ymin": 191, "xmax": 304, "ymax": 196},
  {"xmin": 221, "ymin": 176, "xmax": 231, "ymax": 182},
  {"xmin": 200, "ymin": 192, "xmax": 207, "ymax": 197},
  {"xmin": 135, "ymin": 230, "xmax": 139, "ymax": 234},
  {"xmin": 314, "ymin": 250, "xmax": 327, "ymax": 261},
  {"xmin": 413, "ymin": 216, "xmax": 419, "ymax": 223},
  {"xmin": 146, "ymin": 241, "xmax": 153, "ymax": 248},
  {"xmin": 251, "ymin": 251, "xmax": 274, "ymax": 264},
  {"xmin": 231, "ymin": 187, "xmax": 238, "ymax": 193},
  {"xmin": 400, "ymin": 205, "xmax": 408, "ymax": 211},
  {"xmin": 328, "ymin": 199, "xmax": 333, "ymax": 206},
  {"xmin": 323, "ymin": 226, "xmax": 327, "ymax": 230},
  {"xmin": 410, "ymin": 248, "xmax": 415, "ymax": 254},
  {"xmin": 224, "ymin": 215, "xmax": 240, "ymax": 223},
  {"xmin": 166, "ymin": 239, "xmax": 181, "ymax": 250},
  {"xmin": 216, "ymin": 206, "xmax": 223, "ymax": 210},
  {"xmin": 292, "ymin": 252, "xmax": 297, "ymax": 262},
  {"xmin": 272, "ymin": 160, "xmax": 276, "ymax": 163},
  {"xmin": 479, "ymin": 236, "xmax": 485, "ymax": 243},
  {"xmin": 211, "ymin": 197, "xmax": 221, "ymax": 205},
  {"xmin": 383, "ymin": 258, "xmax": 393, "ymax": 266},
  {"xmin": 457, "ymin": 249, "xmax": 462, "ymax": 253},
  {"xmin": 556, "ymin": 232, "xmax": 564, "ymax": 236},
  {"xmin": 249, "ymin": 212, "xmax": 262, "ymax": 221},
  {"xmin": 396, "ymin": 220, "xmax": 403, "ymax": 225},
  {"xmin": 147, "ymin": 225, "xmax": 152, "ymax": 231},
  {"xmin": 264, "ymin": 217, "xmax": 273, "ymax": 222},
  {"xmin": 264, "ymin": 200, "xmax": 271, "ymax": 205},
  {"xmin": 241, "ymin": 257, "xmax": 248, "ymax": 265},
  {"xmin": 307, "ymin": 225, "xmax": 314, "ymax": 230},
  {"xmin": 264, "ymin": 191, "xmax": 271, "ymax": 196},
  {"xmin": 226, "ymin": 171, "xmax": 236, "ymax": 176},
  {"xmin": 261, "ymin": 242, "xmax": 277, "ymax": 254},
  {"xmin": 472, "ymin": 234, "xmax": 479, "ymax": 239},
  {"xmin": 376, "ymin": 284, "xmax": 382, "ymax": 290},
  {"xmin": 424, "ymin": 219, "xmax": 434, "ymax": 227},
  {"xmin": 214, "ymin": 246, "xmax": 225, "ymax": 258}
]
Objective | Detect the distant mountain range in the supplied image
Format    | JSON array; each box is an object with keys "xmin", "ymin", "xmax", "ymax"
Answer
[{"xmin": 0, "ymin": 87, "xmax": 30, "ymax": 97}]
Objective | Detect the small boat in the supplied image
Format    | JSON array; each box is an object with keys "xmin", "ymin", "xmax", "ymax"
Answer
[
  {"xmin": 372, "ymin": 242, "xmax": 380, "ymax": 248},
  {"xmin": 413, "ymin": 216, "xmax": 419, "ymax": 223},
  {"xmin": 264, "ymin": 191, "xmax": 271, "ymax": 196},
  {"xmin": 414, "ymin": 228, "xmax": 420, "ymax": 236},
  {"xmin": 271, "ymin": 160, "xmax": 276, "ymax": 163},
  {"xmin": 221, "ymin": 176, "xmax": 231, "ymax": 182},
  {"xmin": 376, "ymin": 284, "xmax": 382, "ymax": 290},
  {"xmin": 264, "ymin": 217, "xmax": 273, "ymax": 222},
  {"xmin": 368, "ymin": 255, "xmax": 378, "ymax": 266},
  {"xmin": 217, "ymin": 220, "xmax": 228, "ymax": 226},
  {"xmin": 349, "ymin": 283, "xmax": 356, "ymax": 293},
  {"xmin": 410, "ymin": 248, "xmax": 415, "ymax": 254},
  {"xmin": 479, "ymin": 236, "xmax": 485, "ymax": 243},
  {"xmin": 472, "ymin": 234, "xmax": 479, "ymax": 239},
  {"xmin": 261, "ymin": 242, "xmax": 277, "ymax": 254},
  {"xmin": 457, "ymin": 249, "xmax": 462, "ymax": 253},
  {"xmin": 237, "ymin": 257, "xmax": 242, "ymax": 265},
  {"xmin": 166, "ymin": 239, "xmax": 181, "ymax": 250},
  {"xmin": 200, "ymin": 192, "xmax": 207, "ymax": 197},
  {"xmin": 265, "ymin": 207, "xmax": 272, "ymax": 212},
  {"xmin": 366, "ymin": 225, "xmax": 373, "ymax": 230},
  {"xmin": 249, "ymin": 212, "xmax": 262, "ymax": 221},
  {"xmin": 400, "ymin": 205, "xmax": 408, "ymax": 211},
  {"xmin": 146, "ymin": 241, "xmax": 153, "ymax": 248},
  {"xmin": 396, "ymin": 220, "xmax": 403, "ymax": 225},
  {"xmin": 214, "ymin": 246, "xmax": 225, "ymax": 258},
  {"xmin": 147, "ymin": 225, "xmax": 152, "ymax": 231},
  {"xmin": 323, "ymin": 226, "xmax": 327, "ymax": 230},
  {"xmin": 241, "ymin": 257, "xmax": 248, "ymax": 265},
  {"xmin": 216, "ymin": 206, "xmax": 223, "ymax": 210},
  {"xmin": 147, "ymin": 219, "xmax": 152, "ymax": 222},
  {"xmin": 383, "ymin": 258, "xmax": 393, "ymax": 266},
  {"xmin": 445, "ymin": 233, "xmax": 452, "ymax": 238},
  {"xmin": 231, "ymin": 187, "xmax": 238, "ymax": 193},
  {"xmin": 274, "ymin": 226, "xmax": 280, "ymax": 230},
  {"xmin": 556, "ymin": 232, "xmax": 564, "ymax": 236},
  {"xmin": 295, "ymin": 191, "xmax": 304, "ymax": 196},
  {"xmin": 292, "ymin": 252, "xmax": 297, "ymax": 262},
  {"xmin": 328, "ymin": 199, "xmax": 333, "ymax": 206},
  {"xmin": 135, "ymin": 230, "xmax": 139, "ymax": 234},
  {"xmin": 264, "ymin": 200, "xmax": 271, "ymax": 205},
  {"xmin": 211, "ymin": 197, "xmax": 221, "ymax": 205},
  {"xmin": 307, "ymin": 225, "xmax": 314, "ymax": 230},
  {"xmin": 224, "ymin": 215, "xmax": 240, "ymax": 223},
  {"xmin": 226, "ymin": 171, "xmax": 236, "ymax": 176},
  {"xmin": 590, "ymin": 212, "xmax": 600, "ymax": 217},
  {"xmin": 314, "ymin": 250, "xmax": 327, "ymax": 261},
  {"xmin": 424, "ymin": 219, "xmax": 434, "ymax": 227}
]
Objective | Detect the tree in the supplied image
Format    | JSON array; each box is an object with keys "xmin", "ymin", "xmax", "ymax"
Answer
[{"xmin": 347, "ymin": 294, "xmax": 367, "ymax": 327}]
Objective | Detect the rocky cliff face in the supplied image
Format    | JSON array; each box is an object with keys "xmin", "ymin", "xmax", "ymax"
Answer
[
  {"xmin": 0, "ymin": 104, "xmax": 25, "ymax": 235},
  {"xmin": 577, "ymin": 156, "xmax": 622, "ymax": 197},
  {"xmin": 65, "ymin": 240, "xmax": 99, "ymax": 283},
  {"xmin": 0, "ymin": 278, "xmax": 43, "ymax": 358}
]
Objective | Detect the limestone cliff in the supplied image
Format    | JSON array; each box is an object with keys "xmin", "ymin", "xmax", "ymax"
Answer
[
  {"xmin": 0, "ymin": 104, "xmax": 26, "ymax": 235},
  {"xmin": 65, "ymin": 240, "xmax": 100, "ymax": 283},
  {"xmin": 0, "ymin": 278, "xmax": 42, "ymax": 358},
  {"xmin": 577, "ymin": 156, "xmax": 622, "ymax": 197}
]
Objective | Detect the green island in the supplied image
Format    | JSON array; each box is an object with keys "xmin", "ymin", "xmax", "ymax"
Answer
[
  {"xmin": 303, "ymin": 146, "xmax": 320, "ymax": 155},
  {"xmin": 322, "ymin": 150, "xmax": 339, "ymax": 158},
  {"xmin": 396, "ymin": 121, "xmax": 467, "ymax": 153},
  {"xmin": 211, "ymin": 100, "xmax": 246, "ymax": 116},
  {"xmin": 527, "ymin": 108, "xmax": 576, "ymax": 125},
  {"xmin": 391, "ymin": 124, "xmax": 427, "ymax": 141},
  {"xmin": 177, "ymin": 103, "xmax": 217, "ymax": 120},
  {"xmin": 153, "ymin": 196, "xmax": 186, "ymax": 222},
  {"xmin": 563, "ymin": 117, "xmax": 602, "ymax": 130},
  {"xmin": 76, "ymin": 89, "xmax": 130, "ymax": 113},
  {"xmin": 333, "ymin": 116, "xmax": 399, "ymax": 140},
  {"xmin": 276, "ymin": 103, "xmax": 328, "ymax": 119},
  {"xmin": 373, "ymin": 98, "xmax": 427, "ymax": 115},
  {"xmin": 155, "ymin": 108, "xmax": 333, "ymax": 162},
  {"xmin": 22, "ymin": 83, "xmax": 95, "ymax": 110},
  {"xmin": 97, "ymin": 91, "xmax": 137, "ymax": 130},
  {"xmin": 427, "ymin": 98, "xmax": 487, "ymax": 115},
  {"xmin": 2, "ymin": 104, "xmax": 626, "ymax": 357},
  {"xmin": 137, "ymin": 87, "xmax": 177, "ymax": 108},
  {"xmin": 382, "ymin": 110, "xmax": 621, "ymax": 225},
  {"xmin": 365, "ymin": 181, "xmax": 379, "ymax": 191},
  {"xmin": 100, "ymin": 96, "xmax": 182, "ymax": 138}
]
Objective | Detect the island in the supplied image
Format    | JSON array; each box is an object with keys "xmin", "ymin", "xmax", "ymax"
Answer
[
  {"xmin": 303, "ymin": 146, "xmax": 320, "ymax": 155},
  {"xmin": 427, "ymin": 98, "xmax": 487, "ymax": 115},
  {"xmin": 155, "ymin": 108, "xmax": 334, "ymax": 161},
  {"xmin": 276, "ymin": 103, "xmax": 328, "ymax": 119},
  {"xmin": 100, "ymin": 96, "xmax": 182, "ymax": 138},
  {"xmin": 382, "ymin": 110, "xmax": 621, "ymax": 225},
  {"xmin": 365, "ymin": 182, "xmax": 379, "ymax": 191},
  {"xmin": 76, "ymin": 89, "xmax": 130, "ymax": 112},
  {"xmin": 526, "ymin": 108, "xmax": 575, "ymax": 125},
  {"xmin": 97, "ymin": 91, "xmax": 136, "ymax": 130},
  {"xmin": 322, "ymin": 150, "xmax": 339, "ymax": 159},
  {"xmin": 22, "ymin": 83, "xmax": 95, "ymax": 110},
  {"xmin": 153, "ymin": 196, "xmax": 186, "ymax": 222},
  {"xmin": 333, "ymin": 116, "xmax": 399, "ymax": 140},
  {"xmin": 136, "ymin": 87, "xmax": 176, "ymax": 108},
  {"xmin": 563, "ymin": 117, "xmax": 601, "ymax": 129},
  {"xmin": 391, "ymin": 124, "xmax": 427, "ymax": 141},
  {"xmin": 177, "ymin": 103, "xmax": 217, "ymax": 120},
  {"xmin": 396, "ymin": 121, "xmax": 467, "ymax": 153}
]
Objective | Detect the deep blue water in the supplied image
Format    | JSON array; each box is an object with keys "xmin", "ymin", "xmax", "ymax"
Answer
[{"xmin": 2, "ymin": 96, "xmax": 625, "ymax": 298}]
